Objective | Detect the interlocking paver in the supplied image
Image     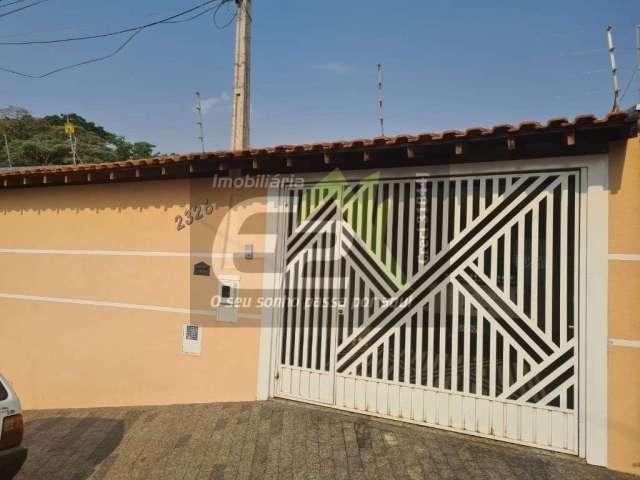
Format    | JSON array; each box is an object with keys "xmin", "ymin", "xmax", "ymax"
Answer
[
  {"xmin": 195, "ymin": 404, "xmax": 240, "ymax": 480},
  {"xmin": 11, "ymin": 399, "xmax": 637, "ymax": 480}
]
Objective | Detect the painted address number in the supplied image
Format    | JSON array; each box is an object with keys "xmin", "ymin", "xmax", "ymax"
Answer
[{"xmin": 175, "ymin": 199, "xmax": 216, "ymax": 231}]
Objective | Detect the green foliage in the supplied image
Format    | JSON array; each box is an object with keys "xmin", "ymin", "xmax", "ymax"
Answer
[
  {"xmin": 0, "ymin": 106, "xmax": 160, "ymax": 168},
  {"xmin": 43, "ymin": 113, "xmax": 117, "ymax": 143},
  {"xmin": 114, "ymin": 141, "xmax": 157, "ymax": 161}
]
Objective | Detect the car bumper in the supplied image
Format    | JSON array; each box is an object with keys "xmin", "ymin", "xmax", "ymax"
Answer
[{"xmin": 0, "ymin": 446, "xmax": 27, "ymax": 478}]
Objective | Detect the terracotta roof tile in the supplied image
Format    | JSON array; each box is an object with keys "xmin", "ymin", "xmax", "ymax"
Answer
[
  {"xmin": 441, "ymin": 129, "xmax": 464, "ymax": 139},
  {"xmin": 416, "ymin": 133, "xmax": 437, "ymax": 142},
  {"xmin": 604, "ymin": 111, "xmax": 628, "ymax": 122},
  {"xmin": 490, "ymin": 124, "xmax": 517, "ymax": 134},
  {"xmin": 0, "ymin": 111, "xmax": 634, "ymax": 186},
  {"xmin": 574, "ymin": 114, "xmax": 597, "ymax": 126},
  {"xmin": 517, "ymin": 121, "xmax": 543, "ymax": 131},
  {"xmin": 546, "ymin": 117, "xmax": 570, "ymax": 128},
  {"xmin": 464, "ymin": 127, "xmax": 490, "ymax": 137}
]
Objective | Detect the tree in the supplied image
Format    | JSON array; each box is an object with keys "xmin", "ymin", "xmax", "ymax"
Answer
[
  {"xmin": 44, "ymin": 113, "xmax": 116, "ymax": 144},
  {"xmin": 129, "ymin": 142, "xmax": 156, "ymax": 159},
  {"xmin": 44, "ymin": 113, "xmax": 160, "ymax": 161},
  {"xmin": 0, "ymin": 107, "xmax": 161, "ymax": 167},
  {"xmin": 0, "ymin": 106, "xmax": 30, "ymax": 120}
]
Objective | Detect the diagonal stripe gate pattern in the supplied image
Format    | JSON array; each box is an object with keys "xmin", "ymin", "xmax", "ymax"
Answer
[{"xmin": 275, "ymin": 170, "xmax": 581, "ymax": 453}]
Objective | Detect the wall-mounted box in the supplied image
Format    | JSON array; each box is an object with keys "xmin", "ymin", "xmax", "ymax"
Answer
[
  {"xmin": 217, "ymin": 274, "xmax": 240, "ymax": 323},
  {"xmin": 182, "ymin": 323, "xmax": 202, "ymax": 356}
]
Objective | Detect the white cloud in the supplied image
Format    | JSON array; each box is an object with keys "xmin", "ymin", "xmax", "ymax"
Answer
[
  {"xmin": 198, "ymin": 92, "xmax": 230, "ymax": 114},
  {"xmin": 314, "ymin": 62, "xmax": 354, "ymax": 75}
]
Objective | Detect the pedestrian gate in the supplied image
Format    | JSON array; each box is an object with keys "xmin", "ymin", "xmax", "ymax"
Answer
[{"xmin": 275, "ymin": 170, "xmax": 580, "ymax": 453}]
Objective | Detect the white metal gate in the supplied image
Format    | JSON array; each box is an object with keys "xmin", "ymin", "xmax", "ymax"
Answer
[{"xmin": 275, "ymin": 170, "xmax": 581, "ymax": 454}]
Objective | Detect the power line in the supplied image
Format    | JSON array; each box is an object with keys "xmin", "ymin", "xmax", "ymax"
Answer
[
  {"xmin": 213, "ymin": 0, "xmax": 237, "ymax": 29},
  {"xmin": 617, "ymin": 25, "xmax": 640, "ymax": 105},
  {"xmin": 163, "ymin": 4, "xmax": 219, "ymax": 24},
  {"xmin": 0, "ymin": 0, "xmax": 50, "ymax": 19},
  {"xmin": 0, "ymin": 0, "xmax": 36, "ymax": 9},
  {"xmin": 0, "ymin": 0, "xmax": 232, "ymax": 78},
  {"xmin": 0, "ymin": 28, "xmax": 143, "ymax": 78},
  {"xmin": 619, "ymin": 67, "xmax": 638, "ymax": 102},
  {"xmin": 0, "ymin": 0, "xmax": 228, "ymax": 45},
  {"xmin": 0, "ymin": 7, "xmax": 183, "ymax": 39},
  {"xmin": 0, "ymin": 20, "xmax": 112, "ymax": 39}
]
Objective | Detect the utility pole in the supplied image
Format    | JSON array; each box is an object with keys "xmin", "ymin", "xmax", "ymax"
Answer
[
  {"xmin": 195, "ymin": 91, "xmax": 206, "ymax": 154},
  {"xmin": 230, "ymin": 0, "xmax": 251, "ymax": 151},
  {"xmin": 64, "ymin": 115, "xmax": 78, "ymax": 165},
  {"xmin": 3, "ymin": 133, "xmax": 11, "ymax": 168},
  {"xmin": 606, "ymin": 26, "xmax": 621, "ymax": 112},
  {"xmin": 636, "ymin": 24, "xmax": 640, "ymax": 110},
  {"xmin": 377, "ymin": 63, "xmax": 385, "ymax": 137}
]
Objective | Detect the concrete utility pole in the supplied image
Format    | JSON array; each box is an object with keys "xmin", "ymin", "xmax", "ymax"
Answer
[
  {"xmin": 195, "ymin": 91, "xmax": 206, "ymax": 154},
  {"xmin": 230, "ymin": 0, "xmax": 251, "ymax": 151},
  {"xmin": 606, "ymin": 26, "xmax": 621, "ymax": 112}
]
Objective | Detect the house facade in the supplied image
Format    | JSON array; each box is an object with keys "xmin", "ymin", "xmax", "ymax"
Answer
[{"xmin": 0, "ymin": 111, "xmax": 638, "ymax": 474}]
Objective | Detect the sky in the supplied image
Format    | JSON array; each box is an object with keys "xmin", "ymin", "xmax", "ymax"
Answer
[{"xmin": 1, "ymin": 0, "xmax": 638, "ymax": 154}]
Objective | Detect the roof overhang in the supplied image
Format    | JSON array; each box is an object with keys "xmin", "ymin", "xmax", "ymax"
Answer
[{"xmin": 0, "ymin": 111, "xmax": 636, "ymax": 190}]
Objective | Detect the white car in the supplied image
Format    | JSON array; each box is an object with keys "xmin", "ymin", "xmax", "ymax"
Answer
[{"xmin": 0, "ymin": 375, "xmax": 26, "ymax": 478}]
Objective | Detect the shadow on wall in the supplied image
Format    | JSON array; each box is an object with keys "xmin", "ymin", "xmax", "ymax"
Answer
[
  {"xmin": 14, "ymin": 415, "xmax": 126, "ymax": 480},
  {"xmin": 0, "ymin": 176, "xmax": 271, "ymax": 215},
  {"xmin": 608, "ymin": 138, "xmax": 631, "ymax": 195},
  {"xmin": 0, "ymin": 178, "xmax": 192, "ymax": 214}
]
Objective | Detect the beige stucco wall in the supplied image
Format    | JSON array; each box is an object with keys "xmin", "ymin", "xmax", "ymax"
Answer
[
  {"xmin": 2, "ymin": 141, "xmax": 639, "ymax": 474},
  {"xmin": 608, "ymin": 136, "xmax": 640, "ymax": 475},
  {"xmin": 0, "ymin": 177, "xmax": 269, "ymax": 409}
]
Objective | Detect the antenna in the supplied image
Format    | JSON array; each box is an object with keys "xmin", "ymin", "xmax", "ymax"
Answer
[
  {"xmin": 377, "ymin": 63, "xmax": 385, "ymax": 137},
  {"xmin": 607, "ymin": 26, "xmax": 621, "ymax": 112},
  {"xmin": 195, "ymin": 91, "xmax": 205, "ymax": 154},
  {"xmin": 2, "ymin": 132, "xmax": 11, "ymax": 168}
]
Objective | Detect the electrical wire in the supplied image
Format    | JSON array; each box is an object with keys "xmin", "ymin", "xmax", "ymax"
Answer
[
  {"xmin": 0, "ymin": 28, "xmax": 143, "ymax": 78},
  {"xmin": 163, "ymin": 4, "xmax": 219, "ymax": 24},
  {"xmin": 0, "ymin": 8, "xmax": 169, "ymax": 39},
  {"xmin": 213, "ymin": 0, "xmax": 237, "ymax": 29},
  {"xmin": 0, "ymin": 0, "xmax": 35, "ymax": 9},
  {"xmin": 619, "ymin": 66, "xmax": 639, "ymax": 102},
  {"xmin": 0, "ymin": 0, "xmax": 230, "ymax": 45},
  {"xmin": 0, "ymin": 0, "xmax": 50, "ymax": 19},
  {"xmin": 0, "ymin": 0, "xmax": 235, "ymax": 78}
]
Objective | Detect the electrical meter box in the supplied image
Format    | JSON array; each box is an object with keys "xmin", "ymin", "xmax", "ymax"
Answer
[
  {"xmin": 181, "ymin": 323, "xmax": 202, "ymax": 356},
  {"xmin": 217, "ymin": 275, "xmax": 240, "ymax": 323}
]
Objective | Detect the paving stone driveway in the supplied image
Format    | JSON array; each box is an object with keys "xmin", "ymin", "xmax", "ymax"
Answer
[{"xmin": 14, "ymin": 399, "xmax": 635, "ymax": 480}]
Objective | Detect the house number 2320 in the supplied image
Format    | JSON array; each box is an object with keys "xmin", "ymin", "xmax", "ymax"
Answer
[{"xmin": 175, "ymin": 199, "xmax": 216, "ymax": 231}]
